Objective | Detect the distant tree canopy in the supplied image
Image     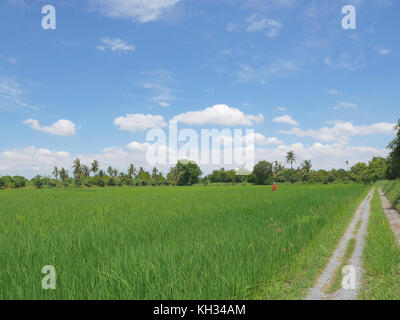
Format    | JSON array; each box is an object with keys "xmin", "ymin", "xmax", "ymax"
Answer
[
  {"xmin": 1, "ymin": 119, "xmax": 400, "ymax": 189},
  {"xmin": 172, "ymin": 160, "xmax": 202, "ymax": 186},
  {"xmin": 253, "ymin": 161, "xmax": 273, "ymax": 185}
]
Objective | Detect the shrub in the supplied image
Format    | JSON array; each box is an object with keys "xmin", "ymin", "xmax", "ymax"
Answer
[
  {"xmin": 32, "ymin": 175, "xmax": 44, "ymax": 189},
  {"xmin": 0, "ymin": 177, "xmax": 5, "ymax": 189}
]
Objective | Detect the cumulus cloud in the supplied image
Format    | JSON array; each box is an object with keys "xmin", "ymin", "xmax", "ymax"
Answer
[
  {"xmin": 126, "ymin": 141, "xmax": 151, "ymax": 151},
  {"xmin": 97, "ymin": 37, "xmax": 135, "ymax": 53},
  {"xmin": 255, "ymin": 142, "xmax": 388, "ymax": 170},
  {"xmin": 89, "ymin": 0, "xmax": 180, "ymax": 23},
  {"xmin": 248, "ymin": 133, "xmax": 283, "ymax": 146},
  {"xmin": 281, "ymin": 121, "xmax": 395, "ymax": 144},
  {"xmin": 273, "ymin": 115, "xmax": 299, "ymax": 126},
  {"xmin": 23, "ymin": 119, "xmax": 76, "ymax": 137},
  {"xmin": 172, "ymin": 104, "xmax": 264, "ymax": 126},
  {"xmin": 218, "ymin": 133, "xmax": 283, "ymax": 147},
  {"xmin": 0, "ymin": 140, "xmax": 389, "ymax": 178},
  {"xmin": 114, "ymin": 114, "xmax": 167, "ymax": 132}
]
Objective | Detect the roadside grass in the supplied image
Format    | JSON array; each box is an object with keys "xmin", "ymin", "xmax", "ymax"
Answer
[
  {"xmin": 359, "ymin": 187, "xmax": 400, "ymax": 300},
  {"xmin": 323, "ymin": 238, "xmax": 356, "ymax": 295},
  {"xmin": 381, "ymin": 180, "xmax": 400, "ymax": 211},
  {"xmin": 0, "ymin": 184, "xmax": 368, "ymax": 299}
]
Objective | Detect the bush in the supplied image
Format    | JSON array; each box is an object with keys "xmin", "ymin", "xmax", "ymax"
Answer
[
  {"xmin": 32, "ymin": 175, "xmax": 44, "ymax": 189},
  {"xmin": 108, "ymin": 177, "xmax": 116, "ymax": 186},
  {"xmin": 0, "ymin": 177, "xmax": 5, "ymax": 189}
]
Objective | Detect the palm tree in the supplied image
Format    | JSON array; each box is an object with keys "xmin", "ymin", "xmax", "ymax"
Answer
[
  {"xmin": 72, "ymin": 158, "xmax": 82, "ymax": 178},
  {"xmin": 127, "ymin": 164, "xmax": 136, "ymax": 179},
  {"xmin": 59, "ymin": 168, "xmax": 69, "ymax": 182},
  {"xmin": 90, "ymin": 160, "xmax": 99, "ymax": 176},
  {"xmin": 52, "ymin": 166, "xmax": 59, "ymax": 180},
  {"xmin": 107, "ymin": 166, "xmax": 118, "ymax": 178},
  {"xmin": 286, "ymin": 151, "xmax": 296, "ymax": 170},
  {"xmin": 81, "ymin": 165, "xmax": 90, "ymax": 178}
]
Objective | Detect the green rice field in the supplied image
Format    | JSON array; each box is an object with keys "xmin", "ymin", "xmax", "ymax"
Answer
[{"xmin": 0, "ymin": 184, "xmax": 369, "ymax": 299}]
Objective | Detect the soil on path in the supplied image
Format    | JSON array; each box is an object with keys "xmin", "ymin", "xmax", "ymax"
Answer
[{"xmin": 305, "ymin": 190, "xmax": 374, "ymax": 300}]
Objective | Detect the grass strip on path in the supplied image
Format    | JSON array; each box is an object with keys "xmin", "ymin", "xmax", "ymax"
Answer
[{"xmin": 323, "ymin": 238, "xmax": 356, "ymax": 295}]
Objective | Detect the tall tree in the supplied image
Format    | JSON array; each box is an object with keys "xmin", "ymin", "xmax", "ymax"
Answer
[
  {"xmin": 286, "ymin": 151, "xmax": 296, "ymax": 170},
  {"xmin": 127, "ymin": 164, "xmax": 137, "ymax": 179},
  {"xmin": 90, "ymin": 160, "xmax": 99, "ymax": 176},
  {"xmin": 387, "ymin": 119, "xmax": 400, "ymax": 179},
  {"xmin": 253, "ymin": 161, "xmax": 273, "ymax": 185},
  {"xmin": 59, "ymin": 168, "xmax": 69, "ymax": 182},
  {"xmin": 72, "ymin": 158, "xmax": 82, "ymax": 179},
  {"xmin": 81, "ymin": 165, "xmax": 90, "ymax": 178},
  {"xmin": 52, "ymin": 166, "xmax": 59, "ymax": 180}
]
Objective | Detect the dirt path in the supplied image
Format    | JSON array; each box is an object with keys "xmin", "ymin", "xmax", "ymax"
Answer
[
  {"xmin": 379, "ymin": 188, "xmax": 400, "ymax": 247},
  {"xmin": 305, "ymin": 189, "xmax": 374, "ymax": 300}
]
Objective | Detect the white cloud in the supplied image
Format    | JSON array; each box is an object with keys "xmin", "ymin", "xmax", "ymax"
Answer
[
  {"xmin": 250, "ymin": 133, "xmax": 283, "ymax": 146},
  {"xmin": 0, "ymin": 146, "xmax": 71, "ymax": 176},
  {"xmin": 219, "ymin": 133, "xmax": 283, "ymax": 147},
  {"xmin": 97, "ymin": 37, "xmax": 136, "ymax": 53},
  {"xmin": 23, "ymin": 119, "xmax": 76, "ymax": 137},
  {"xmin": 277, "ymin": 107, "xmax": 287, "ymax": 111},
  {"xmin": 255, "ymin": 142, "xmax": 388, "ymax": 170},
  {"xmin": 114, "ymin": 114, "xmax": 167, "ymax": 132},
  {"xmin": 327, "ymin": 89, "xmax": 344, "ymax": 95},
  {"xmin": 329, "ymin": 102, "xmax": 358, "ymax": 110},
  {"xmin": 172, "ymin": 104, "xmax": 264, "ymax": 126},
  {"xmin": 273, "ymin": 115, "xmax": 299, "ymax": 126},
  {"xmin": 90, "ymin": 0, "xmax": 180, "ymax": 23},
  {"xmin": 282, "ymin": 121, "xmax": 395, "ymax": 144},
  {"xmin": 246, "ymin": 14, "xmax": 283, "ymax": 37},
  {"xmin": 0, "ymin": 140, "xmax": 389, "ymax": 177},
  {"xmin": 375, "ymin": 47, "xmax": 392, "ymax": 56},
  {"xmin": 158, "ymin": 101, "xmax": 170, "ymax": 107},
  {"xmin": 126, "ymin": 141, "xmax": 151, "ymax": 151},
  {"xmin": 0, "ymin": 78, "xmax": 37, "ymax": 110}
]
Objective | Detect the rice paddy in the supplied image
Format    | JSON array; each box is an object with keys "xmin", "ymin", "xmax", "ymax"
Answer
[{"xmin": 0, "ymin": 184, "xmax": 368, "ymax": 299}]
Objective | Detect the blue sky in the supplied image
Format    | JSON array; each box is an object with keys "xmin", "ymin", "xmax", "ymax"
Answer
[{"xmin": 0, "ymin": 0, "xmax": 399, "ymax": 177}]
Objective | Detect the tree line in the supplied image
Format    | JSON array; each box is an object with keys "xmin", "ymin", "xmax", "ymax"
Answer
[{"xmin": 1, "ymin": 119, "xmax": 399, "ymax": 189}]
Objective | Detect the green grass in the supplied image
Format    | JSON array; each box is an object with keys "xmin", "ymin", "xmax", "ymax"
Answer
[
  {"xmin": 381, "ymin": 180, "xmax": 400, "ymax": 211},
  {"xmin": 359, "ymin": 187, "xmax": 400, "ymax": 300},
  {"xmin": 0, "ymin": 184, "xmax": 368, "ymax": 300},
  {"xmin": 323, "ymin": 238, "xmax": 356, "ymax": 295}
]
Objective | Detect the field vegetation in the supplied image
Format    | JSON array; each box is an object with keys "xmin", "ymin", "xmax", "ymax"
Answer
[{"xmin": 0, "ymin": 184, "xmax": 368, "ymax": 299}]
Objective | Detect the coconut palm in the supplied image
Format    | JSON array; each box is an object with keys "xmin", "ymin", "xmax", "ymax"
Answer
[
  {"xmin": 52, "ymin": 166, "xmax": 59, "ymax": 180},
  {"xmin": 81, "ymin": 165, "xmax": 90, "ymax": 178},
  {"xmin": 72, "ymin": 158, "xmax": 82, "ymax": 178},
  {"xmin": 286, "ymin": 151, "xmax": 296, "ymax": 170},
  {"xmin": 90, "ymin": 160, "xmax": 99, "ymax": 176},
  {"xmin": 59, "ymin": 168, "xmax": 69, "ymax": 182},
  {"xmin": 127, "ymin": 164, "xmax": 137, "ymax": 179}
]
